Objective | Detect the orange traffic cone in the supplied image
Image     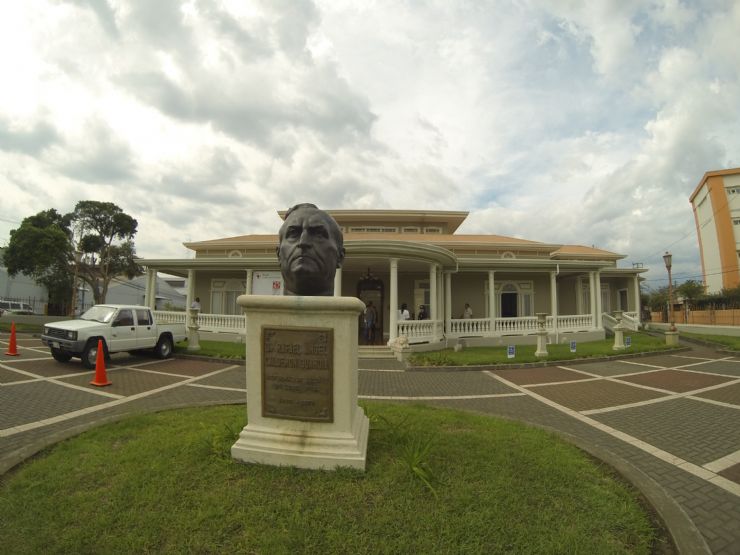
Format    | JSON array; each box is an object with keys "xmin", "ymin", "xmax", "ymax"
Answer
[
  {"xmin": 5, "ymin": 322, "xmax": 19, "ymax": 356},
  {"xmin": 89, "ymin": 339, "xmax": 111, "ymax": 387}
]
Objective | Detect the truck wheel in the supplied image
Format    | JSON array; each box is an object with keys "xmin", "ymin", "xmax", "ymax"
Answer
[
  {"xmin": 51, "ymin": 348, "xmax": 72, "ymax": 363},
  {"xmin": 81, "ymin": 339, "xmax": 106, "ymax": 369},
  {"xmin": 154, "ymin": 335, "xmax": 173, "ymax": 359}
]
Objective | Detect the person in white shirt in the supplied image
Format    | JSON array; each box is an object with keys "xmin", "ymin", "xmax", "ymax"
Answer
[
  {"xmin": 191, "ymin": 297, "xmax": 201, "ymax": 310},
  {"xmin": 399, "ymin": 303, "xmax": 410, "ymax": 320},
  {"xmin": 463, "ymin": 303, "xmax": 473, "ymax": 319}
]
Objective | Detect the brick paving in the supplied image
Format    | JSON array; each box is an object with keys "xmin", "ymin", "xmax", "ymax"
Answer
[
  {"xmin": 1, "ymin": 335, "xmax": 740, "ymax": 553},
  {"xmin": 616, "ymin": 368, "xmax": 736, "ymax": 392},
  {"xmin": 527, "ymin": 379, "xmax": 669, "ymax": 411}
]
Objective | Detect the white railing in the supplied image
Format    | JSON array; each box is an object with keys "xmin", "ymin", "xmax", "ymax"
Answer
[
  {"xmin": 621, "ymin": 312, "xmax": 641, "ymax": 331},
  {"xmin": 198, "ymin": 312, "xmax": 247, "ymax": 333},
  {"xmin": 153, "ymin": 310, "xmax": 186, "ymax": 324},
  {"xmin": 397, "ymin": 320, "xmax": 442, "ymax": 344},
  {"xmin": 602, "ymin": 313, "xmax": 617, "ymax": 332},
  {"xmin": 556, "ymin": 314, "xmax": 593, "ymax": 332},
  {"xmin": 154, "ymin": 310, "xmax": 246, "ymax": 333},
  {"xmin": 449, "ymin": 318, "xmax": 491, "ymax": 335},
  {"xmin": 446, "ymin": 314, "xmax": 596, "ymax": 338}
]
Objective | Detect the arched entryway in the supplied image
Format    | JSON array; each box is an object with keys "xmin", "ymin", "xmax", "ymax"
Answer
[{"xmin": 357, "ymin": 270, "xmax": 384, "ymax": 345}]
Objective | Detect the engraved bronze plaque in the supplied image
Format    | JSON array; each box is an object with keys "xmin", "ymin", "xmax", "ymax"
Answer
[{"xmin": 261, "ymin": 326, "xmax": 334, "ymax": 422}]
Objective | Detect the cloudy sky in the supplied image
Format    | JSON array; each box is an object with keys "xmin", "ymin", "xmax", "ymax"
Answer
[{"xmin": 1, "ymin": 0, "xmax": 739, "ymax": 291}]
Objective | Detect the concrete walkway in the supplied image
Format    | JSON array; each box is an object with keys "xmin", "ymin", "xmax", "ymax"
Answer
[{"xmin": 1, "ymin": 333, "xmax": 739, "ymax": 554}]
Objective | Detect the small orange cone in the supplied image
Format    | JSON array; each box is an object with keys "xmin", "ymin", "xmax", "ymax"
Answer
[
  {"xmin": 89, "ymin": 339, "xmax": 111, "ymax": 387},
  {"xmin": 5, "ymin": 322, "xmax": 19, "ymax": 356}
]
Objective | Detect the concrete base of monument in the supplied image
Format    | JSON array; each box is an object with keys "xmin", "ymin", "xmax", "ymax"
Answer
[
  {"xmin": 231, "ymin": 294, "xmax": 370, "ymax": 471},
  {"xmin": 231, "ymin": 406, "xmax": 370, "ymax": 470}
]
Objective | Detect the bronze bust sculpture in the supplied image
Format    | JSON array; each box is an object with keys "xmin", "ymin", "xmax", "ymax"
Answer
[{"xmin": 277, "ymin": 203, "xmax": 345, "ymax": 296}]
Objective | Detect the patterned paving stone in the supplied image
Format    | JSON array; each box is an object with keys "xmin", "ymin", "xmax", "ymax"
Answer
[
  {"xmin": 719, "ymin": 463, "xmax": 740, "ymax": 485},
  {"xmin": 592, "ymin": 398, "xmax": 740, "ymax": 466},
  {"xmin": 0, "ymin": 381, "xmax": 110, "ymax": 428},
  {"xmin": 616, "ymin": 369, "xmax": 735, "ymax": 393},
  {"xmin": 359, "ymin": 370, "xmax": 516, "ymax": 397},
  {"xmin": 527, "ymin": 379, "xmax": 668, "ymax": 411},
  {"xmin": 193, "ymin": 367, "xmax": 246, "ymax": 390},
  {"xmin": 490, "ymin": 366, "xmax": 591, "ymax": 385},
  {"xmin": 564, "ymin": 359, "xmax": 663, "ymax": 377},
  {"xmin": 681, "ymin": 360, "xmax": 740, "ymax": 378},
  {"xmin": 129, "ymin": 358, "xmax": 236, "ymax": 376},
  {"xmin": 2, "ymin": 359, "xmax": 89, "ymax": 378},
  {"xmin": 58, "ymin": 369, "xmax": 186, "ymax": 396},
  {"xmin": 694, "ymin": 381, "xmax": 740, "ymax": 406},
  {"xmin": 0, "ymin": 367, "xmax": 30, "ymax": 384},
  {"xmin": 632, "ymin": 353, "xmax": 703, "ymax": 368}
]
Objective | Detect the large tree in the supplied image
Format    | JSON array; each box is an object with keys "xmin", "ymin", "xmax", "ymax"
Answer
[
  {"xmin": 3, "ymin": 201, "xmax": 142, "ymax": 309},
  {"xmin": 71, "ymin": 201, "xmax": 142, "ymax": 304},
  {"xmin": 3, "ymin": 209, "xmax": 74, "ymax": 313}
]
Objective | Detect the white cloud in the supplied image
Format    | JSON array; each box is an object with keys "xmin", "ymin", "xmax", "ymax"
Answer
[{"xmin": 0, "ymin": 0, "xmax": 739, "ymax": 289}]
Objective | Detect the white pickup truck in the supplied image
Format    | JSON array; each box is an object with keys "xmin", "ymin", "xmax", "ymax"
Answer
[{"xmin": 41, "ymin": 305, "xmax": 187, "ymax": 368}]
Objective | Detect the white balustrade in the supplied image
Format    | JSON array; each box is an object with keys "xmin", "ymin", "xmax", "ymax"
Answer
[
  {"xmin": 153, "ymin": 310, "xmax": 186, "ymax": 324},
  {"xmin": 397, "ymin": 320, "xmax": 441, "ymax": 344},
  {"xmin": 621, "ymin": 312, "xmax": 640, "ymax": 331},
  {"xmin": 197, "ymin": 312, "xmax": 247, "ymax": 333},
  {"xmin": 449, "ymin": 318, "xmax": 491, "ymax": 336},
  {"xmin": 556, "ymin": 314, "xmax": 594, "ymax": 332}
]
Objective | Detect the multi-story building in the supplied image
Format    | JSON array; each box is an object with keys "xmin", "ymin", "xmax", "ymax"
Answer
[{"xmin": 690, "ymin": 168, "xmax": 740, "ymax": 293}]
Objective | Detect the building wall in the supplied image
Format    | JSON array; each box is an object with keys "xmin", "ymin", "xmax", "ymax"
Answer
[
  {"xmin": 558, "ymin": 276, "xmax": 579, "ymax": 314},
  {"xmin": 692, "ymin": 171, "xmax": 740, "ymax": 293}
]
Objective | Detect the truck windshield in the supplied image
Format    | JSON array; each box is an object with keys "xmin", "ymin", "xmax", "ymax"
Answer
[{"xmin": 80, "ymin": 306, "xmax": 116, "ymax": 323}]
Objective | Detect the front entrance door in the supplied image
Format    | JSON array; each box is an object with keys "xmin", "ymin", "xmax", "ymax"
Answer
[
  {"xmin": 501, "ymin": 292, "xmax": 518, "ymax": 317},
  {"xmin": 357, "ymin": 271, "xmax": 384, "ymax": 345}
]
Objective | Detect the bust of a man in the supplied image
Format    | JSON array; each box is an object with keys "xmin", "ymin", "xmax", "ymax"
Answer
[{"xmin": 277, "ymin": 203, "xmax": 345, "ymax": 296}]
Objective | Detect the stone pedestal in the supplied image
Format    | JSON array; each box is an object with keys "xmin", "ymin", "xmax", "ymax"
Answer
[
  {"xmin": 612, "ymin": 311, "xmax": 625, "ymax": 351},
  {"xmin": 665, "ymin": 330, "xmax": 679, "ymax": 346},
  {"xmin": 534, "ymin": 313, "xmax": 548, "ymax": 358},
  {"xmin": 231, "ymin": 295, "xmax": 369, "ymax": 471},
  {"xmin": 187, "ymin": 308, "xmax": 200, "ymax": 351}
]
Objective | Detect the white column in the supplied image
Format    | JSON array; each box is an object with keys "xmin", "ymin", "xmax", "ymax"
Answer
[
  {"xmin": 146, "ymin": 269, "xmax": 157, "ymax": 310},
  {"xmin": 444, "ymin": 272, "xmax": 452, "ymax": 333},
  {"xmin": 633, "ymin": 276, "xmax": 641, "ymax": 317},
  {"xmin": 550, "ymin": 271, "xmax": 558, "ymax": 337},
  {"xmin": 595, "ymin": 271, "xmax": 603, "ymax": 327},
  {"xmin": 144, "ymin": 268, "xmax": 153, "ymax": 307},
  {"xmin": 589, "ymin": 271, "xmax": 596, "ymax": 328},
  {"xmin": 488, "ymin": 271, "xmax": 496, "ymax": 334},
  {"xmin": 246, "ymin": 269, "xmax": 253, "ymax": 295},
  {"xmin": 429, "ymin": 264, "xmax": 438, "ymax": 321},
  {"xmin": 334, "ymin": 267, "xmax": 342, "ymax": 297},
  {"xmin": 389, "ymin": 258, "xmax": 398, "ymax": 342},
  {"xmin": 437, "ymin": 267, "xmax": 443, "ymax": 326},
  {"xmin": 186, "ymin": 269, "xmax": 195, "ymax": 309}
]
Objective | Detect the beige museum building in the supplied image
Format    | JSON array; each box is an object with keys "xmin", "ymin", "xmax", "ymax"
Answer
[{"xmin": 140, "ymin": 210, "xmax": 644, "ymax": 348}]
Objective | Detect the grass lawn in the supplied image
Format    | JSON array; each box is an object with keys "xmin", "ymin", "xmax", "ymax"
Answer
[
  {"xmin": 679, "ymin": 331, "xmax": 740, "ymax": 350},
  {"xmin": 175, "ymin": 339, "xmax": 247, "ymax": 359},
  {"xmin": 409, "ymin": 331, "xmax": 675, "ymax": 366},
  {"xmin": 0, "ymin": 321, "xmax": 43, "ymax": 334},
  {"xmin": 0, "ymin": 404, "xmax": 664, "ymax": 554}
]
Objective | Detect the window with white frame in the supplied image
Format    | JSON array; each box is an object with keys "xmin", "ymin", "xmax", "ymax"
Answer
[{"xmin": 210, "ymin": 279, "xmax": 246, "ymax": 315}]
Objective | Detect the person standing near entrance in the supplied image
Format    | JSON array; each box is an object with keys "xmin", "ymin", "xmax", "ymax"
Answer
[
  {"xmin": 363, "ymin": 301, "xmax": 378, "ymax": 344},
  {"xmin": 463, "ymin": 303, "xmax": 473, "ymax": 319},
  {"xmin": 399, "ymin": 303, "xmax": 410, "ymax": 321},
  {"xmin": 191, "ymin": 297, "xmax": 201, "ymax": 310}
]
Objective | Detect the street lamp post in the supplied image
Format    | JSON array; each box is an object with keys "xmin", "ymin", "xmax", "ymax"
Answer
[{"xmin": 663, "ymin": 251, "xmax": 676, "ymax": 332}]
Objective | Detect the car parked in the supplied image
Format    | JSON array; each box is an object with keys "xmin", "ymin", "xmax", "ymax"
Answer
[
  {"xmin": 41, "ymin": 304, "xmax": 187, "ymax": 368},
  {"xmin": 0, "ymin": 299, "xmax": 36, "ymax": 315}
]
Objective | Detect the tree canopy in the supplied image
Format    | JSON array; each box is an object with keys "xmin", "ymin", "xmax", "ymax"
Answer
[{"xmin": 3, "ymin": 201, "xmax": 142, "ymax": 309}]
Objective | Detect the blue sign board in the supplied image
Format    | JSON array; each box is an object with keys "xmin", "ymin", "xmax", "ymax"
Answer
[
  {"xmin": 570, "ymin": 340, "xmax": 577, "ymax": 353},
  {"xmin": 625, "ymin": 336, "xmax": 632, "ymax": 347},
  {"xmin": 507, "ymin": 345, "xmax": 515, "ymax": 359}
]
